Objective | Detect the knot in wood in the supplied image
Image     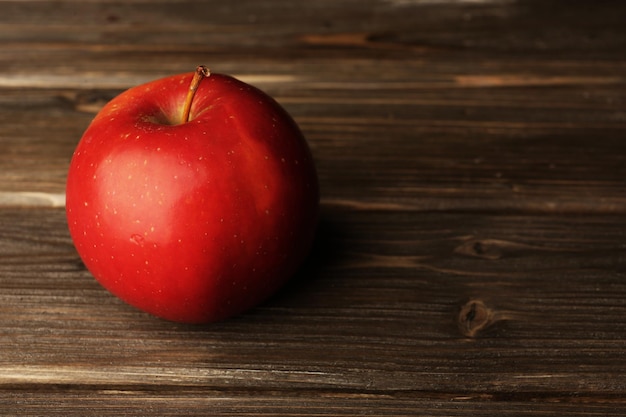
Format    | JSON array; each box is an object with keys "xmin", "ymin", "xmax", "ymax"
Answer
[
  {"xmin": 454, "ymin": 238, "xmax": 504, "ymax": 260},
  {"xmin": 457, "ymin": 299, "xmax": 495, "ymax": 338}
]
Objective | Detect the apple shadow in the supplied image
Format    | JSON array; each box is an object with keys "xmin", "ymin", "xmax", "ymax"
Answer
[{"xmin": 262, "ymin": 205, "xmax": 347, "ymax": 308}]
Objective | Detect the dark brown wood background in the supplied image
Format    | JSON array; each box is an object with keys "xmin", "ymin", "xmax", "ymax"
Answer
[{"xmin": 1, "ymin": 0, "xmax": 625, "ymax": 415}]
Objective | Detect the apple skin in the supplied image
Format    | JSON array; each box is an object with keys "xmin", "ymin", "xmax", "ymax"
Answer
[{"xmin": 65, "ymin": 71, "xmax": 319, "ymax": 323}]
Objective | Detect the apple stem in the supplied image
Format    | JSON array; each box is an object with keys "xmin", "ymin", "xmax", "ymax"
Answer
[{"xmin": 181, "ymin": 65, "xmax": 211, "ymax": 124}]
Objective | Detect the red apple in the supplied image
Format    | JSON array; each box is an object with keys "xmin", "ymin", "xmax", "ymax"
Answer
[{"xmin": 65, "ymin": 66, "xmax": 319, "ymax": 323}]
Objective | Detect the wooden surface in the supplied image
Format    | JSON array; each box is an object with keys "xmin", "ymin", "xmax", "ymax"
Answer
[{"xmin": 1, "ymin": 0, "xmax": 625, "ymax": 415}]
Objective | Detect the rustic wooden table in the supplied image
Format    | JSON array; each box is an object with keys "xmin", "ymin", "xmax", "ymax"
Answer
[{"xmin": 1, "ymin": 0, "xmax": 625, "ymax": 415}]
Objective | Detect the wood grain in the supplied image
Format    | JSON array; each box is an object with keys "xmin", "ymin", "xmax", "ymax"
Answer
[{"xmin": 1, "ymin": 0, "xmax": 625, "ymax": 415}]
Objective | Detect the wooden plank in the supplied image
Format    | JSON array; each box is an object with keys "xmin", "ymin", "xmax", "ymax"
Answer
[
  {"xmin": 2, "ymin": 392, "xmax": 626, "ymax": 417},
  {"xmin": 1, "ymin": 70, "xmax": 625, "ymax": 212},
  {"xmin": 0, "ymin": 0, "xmax": 623, "ymax": 58},
  {"xmin": 1, "ymin": 207, "xmax": 625, "ymax": 408}
]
